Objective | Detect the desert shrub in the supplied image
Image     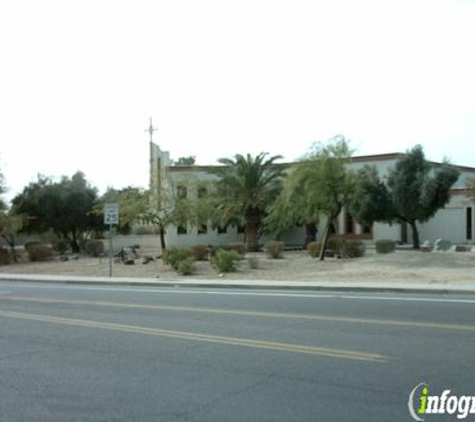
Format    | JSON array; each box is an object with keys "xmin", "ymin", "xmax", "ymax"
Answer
[
  {"xmin": 212, "ymin": 249, "xmax": 240, "ymax": 273},
  {"xmin": 376, "ymin": 239, "xmax": 396, "ymax": 254},
  {"xmin": 190, "ymin": 244, "xmax": 209, "ymax": 261},
  {"xmin": 177, "ymin": 257, "xmax": 195, "ymax": 275},
  {"xmin": 53, "ymin": 239, "xmax": 69, "ymax": 254},
  {"xmin": 307, "ymin": 242, "xmax": 322, "ymax": 258},
  {"xmin": 0, "ymin": 248, "xmax": 12, "ymax": 265},
  {"xmin": 247, "ymin": 256, "xmax": 259, "ymax": 269},
  {"xmin": 341, "ymin": 240, "xmax": 366, "ymax": 258},
  {"xmin": 264, "ymin": 241, "xmax": 285, "ymax": 259},
  {"xmin": 84, "ymin": 240, "xmax": 105, "ymax": 257},
  {"xmin": 27, "ymin": 244, "xmax": 53, "ymax": 262},
  {"xmin": 222, "ymin": 243, "xmax": 246, "ymax": 257},
  {"xmin": 326, "ymin": 237, "xmax": 345, "ymax": 254},
  {"xmin": 163, "ymin": 247, "xmax": 192, "ymax": 271},
  {"xmin": 24, "ymin": 241, "xmax": 41, "ymax": 253}
]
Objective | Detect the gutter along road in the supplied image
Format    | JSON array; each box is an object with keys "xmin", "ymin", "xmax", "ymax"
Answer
[{"xmin": 0, "ymin": 281, "xmax": 474, "ymax": 421}]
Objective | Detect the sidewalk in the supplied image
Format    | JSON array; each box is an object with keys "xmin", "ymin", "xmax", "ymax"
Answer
[{"xmin": 1, "ymin": 273, "xmax": 475, "ymax": 296}]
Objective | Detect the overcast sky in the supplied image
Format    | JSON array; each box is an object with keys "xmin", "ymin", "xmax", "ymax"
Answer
[{"xmin": 1, "ymin": 0, "xmax": 474, "ymax": 202}]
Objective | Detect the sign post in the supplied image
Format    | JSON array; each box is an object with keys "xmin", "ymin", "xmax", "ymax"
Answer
[{"xmin": 104, "ymin": 203, "xmax": 119, "ymax": 277}]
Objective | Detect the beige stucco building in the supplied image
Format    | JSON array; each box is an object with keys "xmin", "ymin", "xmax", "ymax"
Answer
[{"xmin": 150, "ymin": 141, "xmax": 475, "ymax": 248}]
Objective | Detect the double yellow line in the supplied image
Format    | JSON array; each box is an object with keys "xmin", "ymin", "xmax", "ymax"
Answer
[{"xmin": 0, "ymin": 310, "xmax": 387, "ymax": 362}]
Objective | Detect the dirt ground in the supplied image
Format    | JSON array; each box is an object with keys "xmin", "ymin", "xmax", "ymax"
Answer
[{"xmin": 1, "ymin": 248, "xmax": 474, "ymax": 284}]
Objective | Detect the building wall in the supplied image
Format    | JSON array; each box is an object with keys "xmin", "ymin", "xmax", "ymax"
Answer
[{"xmin": 151, "ymin": 143, "xmax": 475, "ymax": 247}]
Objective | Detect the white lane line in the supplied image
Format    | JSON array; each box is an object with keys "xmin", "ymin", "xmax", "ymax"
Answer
[{"xmin": 1, "ymin": 283, "xmax": 475, "ymax": 304}]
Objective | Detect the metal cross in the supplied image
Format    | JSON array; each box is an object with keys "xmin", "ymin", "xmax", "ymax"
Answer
[{"xmin": 145, "ymin": 117, "xmax": 158, "ymax": 142}]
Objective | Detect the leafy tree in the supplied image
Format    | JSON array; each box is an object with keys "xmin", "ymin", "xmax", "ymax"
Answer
[
  {"xmin": 12, "ymin": 172, "xmax": 101, "ymax": 252},
  {"xmin": 98, "ymin": 187, "xmax": 149, "ymax": 234},
  {"xmin": 466, "ymin": 178, "xmax": 475, "ymax": 203},
  {"xmin": 274, "ymin": 137, "xmax": 354, "ymax": 260},
  {"xmin": 0, "ymin": 210, "xmax": 24, "ymax": 262},
  {"xmin": 210, "ymin": 153, "xmax": 285, "ymax": 252},
  {"xmin": 174, "ymin": 156, "xmax": 196, "ymax": 166},
  {"xmin": 350, "ymin": 145, "xmax": 460, "ymax": 249}
]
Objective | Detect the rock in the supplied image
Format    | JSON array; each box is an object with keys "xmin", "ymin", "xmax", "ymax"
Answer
[
  {"xmin": 59, "ymin": 255, "xmax": 69, "ymax": 262},
  {"xmin": 421, "ymin": 241, "xmax": 433, "ymax": 252},
  {"xmin": 433, "ymin": 239, "xmax": 452, "ymax": 252},
  {"xmin": 123, "ymin": 259, "xmax": 135, "ymax": 265},
  {"xmin": 451, "ymin": 245, "xmax": 472, "ymax": 252}
]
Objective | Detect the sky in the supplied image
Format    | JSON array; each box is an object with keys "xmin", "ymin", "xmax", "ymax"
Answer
[{"xmin": 1, "ymin": 0, "xmax": 475, "ymax": 202}]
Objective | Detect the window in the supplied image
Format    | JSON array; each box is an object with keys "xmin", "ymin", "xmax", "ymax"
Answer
[
  {"xmin": 198, "ymin": 224, "xmax": 208, "ymax": 234},
  {"xmin": 363, "ymin": 224, "xmax": 372, "ymax": 234},
  {"xmin": 177, "ymin": 185, "xmax": 187, "ymax": 199},
  {"xmin": 467, "ymin": 207, "xmax": 473, "ymax": 241},
  {"xmin": 177, "ymin": 225, "xmax": 187, "ymax": 235},
  {"xmin": 237, "ymin": 225, "xmax": 245, "ymax": 234},
  {"xmin": 217, "ymin": 225, "xmax": 228, "ymax": 234}
]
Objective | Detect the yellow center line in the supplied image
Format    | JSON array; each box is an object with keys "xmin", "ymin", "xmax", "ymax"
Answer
[
  {"xmin": 0, "ymin": 295, "xmax": 474, "ymax": 332},
  {"xmin": 0, "ymin": 310, "xmax": 387, "ymax": 362}
]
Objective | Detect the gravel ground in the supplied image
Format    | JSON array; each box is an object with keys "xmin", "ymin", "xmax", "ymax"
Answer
[{"xmin": 1, "ymin": 248, "xmax": 474, "ymax": 284}]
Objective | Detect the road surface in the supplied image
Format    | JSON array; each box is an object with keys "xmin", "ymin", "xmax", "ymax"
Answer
[{"xmin": 1, "ymin": 281, "xmax": 474, "ymax": 421}]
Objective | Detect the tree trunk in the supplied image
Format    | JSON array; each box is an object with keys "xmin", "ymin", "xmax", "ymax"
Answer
[
  {"xmin": 2, "ymin": 234, "xmax": 18, "ymax": 263},
  {"xmin": 319, "ymin": 217, "xmax": 332, "ymax": 261},
  {"xmin": 159, "ymin": 224, "xmax": 166, "ymax": 251},
  {"xmin": 410, "ymin": 221, "xmax": 420, "ymax": 250},
  {"xmin": 304, "ymin": 223, "xmax": 317, "ymax": 248},
  {"xmin": 244, "ymin": 224, "xmax": 259, "ymax": 252}
]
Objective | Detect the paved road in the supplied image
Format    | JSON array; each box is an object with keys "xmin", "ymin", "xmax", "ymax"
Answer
[{"xmin": 0, "ymin": 282, "xmax": 474, "ymax": 422}]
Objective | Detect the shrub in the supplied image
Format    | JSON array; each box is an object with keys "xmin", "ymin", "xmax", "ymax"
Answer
[
  {"xmin": 212, "ymin": 249, "xmax": 240, "ymax": 273},
  {"xmin": 327, "ymin": 237, "xmax": 345, "ymax": 255},
  {"xmin": 264, "ymin": 241, "xmax": 285, "ymax": 259},
  {"xmin": 84, "ymin": 240, "xmax": 105, "ymax": 257},
  {"xmin": 190, "ymin": 244, "xmax": 209, "ymax": 261},
  {"xmin": 247, "ymin": 256, "xmax": 259, "ymax": 269},
  {"xmin": 222, "ymin": 243, "xmax": 246, "ymax": 257},
  {"xmin": 27, "ymin": 244, "xmax": 53, "ymax": 262},
  {"xmin": 307, "ymin": 242, "xmax": 322, "ymax": 258},
  {"xmin": 376, "ymin": 239, "xmax": 396, "ymax": 254},
  {"xmin": 24, "ymin": 241, "xmax": 41, "ymax": 254},
  {"xmin": 341, "ymin": 240, "xmax": 366, "ymax": 258},
  {"xmin": 177, "ymin": 257, "xmax": 195, "ymax": 275},
  {"xmin": 0, "ymin": 248, "xmax": 12, "ymax": 265},
  {"xmin": 53, "ymin": 239, "xmax": 69, "ymax": 254},
  {"xmin": 163, "ymin": 247, "xmax": 192, "ymax": 271}
]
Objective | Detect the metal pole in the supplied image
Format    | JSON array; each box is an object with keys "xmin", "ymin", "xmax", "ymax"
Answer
[{"xmin": 109, "ymin": 225, "xmax": 113, "ymax": 277}]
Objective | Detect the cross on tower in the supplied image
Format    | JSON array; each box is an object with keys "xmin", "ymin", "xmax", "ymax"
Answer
[{"xmin": 145, "ymin": 117, "xmax": 158, "ymax": 143}]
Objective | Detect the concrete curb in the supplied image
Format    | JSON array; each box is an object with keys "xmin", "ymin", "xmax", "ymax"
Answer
[{"xmin": 1, "ymin": 274, "xmax": 475, "ymax": 296}]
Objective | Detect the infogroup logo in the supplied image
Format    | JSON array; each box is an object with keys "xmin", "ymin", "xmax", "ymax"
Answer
[{"xmin": 408, "ymin": 383, "xmax": 475, "ymax": 421}]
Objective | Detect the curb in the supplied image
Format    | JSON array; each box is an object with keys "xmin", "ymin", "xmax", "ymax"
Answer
[{"xmin": 1, "ymin": 274, "xmax": 475, "ymax": 296}]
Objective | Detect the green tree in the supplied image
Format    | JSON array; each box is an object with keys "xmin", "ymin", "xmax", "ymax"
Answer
[
  {"xmin": 174, "ymin": 156, "xmax": 196, "ymax": 166},
  {"xmin": 277, "ymin": 137, "xmax": 354, "ymax": 260},
  {"xmin": 210, "ymin": 153, "xmax": 284, "ymax": 252},
  {"xmin": 98, "ymin": 187, "xmax": 149, "ymax": 234},
  {"xmin": 0, "ymin": 210, "xmax": 24, "ymax": 262},
  {"xmin": 350, "ymin": 145, "xmax": 460, "ymax": 249},
  {"xmin": 12, "ymin": 172, "xmax": 101, "ymax": 252}
]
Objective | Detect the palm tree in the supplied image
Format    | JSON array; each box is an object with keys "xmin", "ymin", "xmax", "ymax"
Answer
[{"xmin": 211, "ymin": 153, "xmax": 284, "ymax": 252}]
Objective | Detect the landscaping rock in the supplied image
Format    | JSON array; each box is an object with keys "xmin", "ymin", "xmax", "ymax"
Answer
[
  {"xmin": 433, "ymin": 239, "xmax": 452, "ymax": 252},
  {"xmin": 451, "ymin": 245, "xmax": 472, "ymax": 252}
]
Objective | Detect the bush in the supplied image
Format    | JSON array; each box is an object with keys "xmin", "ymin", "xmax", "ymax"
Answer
[
  {"xmin": 177, "ymin": 257, "xmax": 195, "ymax": 275},
  {"xmin": 190, "ymin": 244, "xmax": 209, "ymax": 261},
  {"xmin": 247, "ymin": 256, "xmax": 259, "ymax": 269},
  {"xmin": 163, "ymin": 247, "xmax": 192, "ymax": 271},
  {"xmin": 212, "ymin": 249, "xmax": 240, "ymax": 273},
  {"xmin": 84, "ymin": 240, "xmax": 105, "ymax": 257},
  {"xmin": 53, "ymin": 239, "xmax": 69, "ymax": 254},
  {"xmin": 24, "ymin": 241, "xmax": 41, "ymax": 254},
  {"xmin": 27, "ymin": 244, "xmax": 53, "ymax": 262},
  {"xmin": 307, "ymin": 242, "xmax": 322, "ymax": 258},
  {"xmin": 341, "ymin": 240, "xmax": 366, "ymax": 258},
  {"xmin": 376, "ymin": 239, "xmax": 396, "ymax": 254},
  {"xmin": 222, "ymin": 243, "xmax": 246, "ymax": 257},
  {"xmin": 0, "ymin": 248, "xmax": 12, "ymax": 265},
  {"xmin": 264, "ymin": 241, "xmax": 285, "ymax": 259},
  {"xmin": 327, "ymin": 237, "xmax": 345, "ymax": 255}
]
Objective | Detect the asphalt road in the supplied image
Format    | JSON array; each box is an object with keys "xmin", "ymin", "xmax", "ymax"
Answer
[{"xmin": 1, "ymin": 282, "xmax": 474, "ymax": 422}]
